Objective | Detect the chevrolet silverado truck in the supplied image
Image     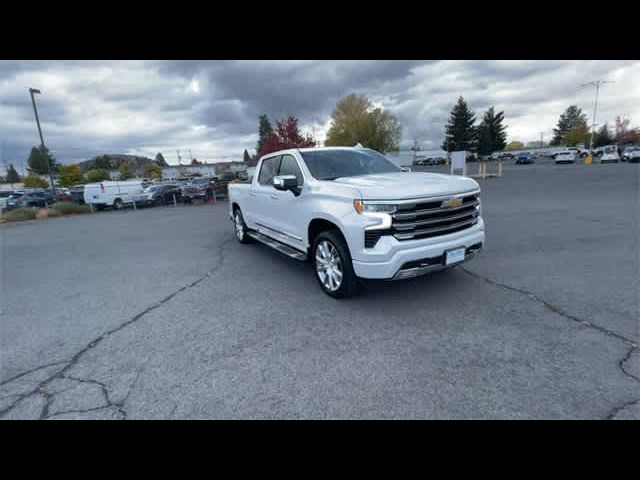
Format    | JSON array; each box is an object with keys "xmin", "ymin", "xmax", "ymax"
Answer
[{"xmin": 228, "ymin": 147, "xmax": 485, "ymax": 298}]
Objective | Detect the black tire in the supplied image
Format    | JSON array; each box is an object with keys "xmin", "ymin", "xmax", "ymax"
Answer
[
  {"xmin": 113, "ymin": 198, "xmax": 123, "ymax": 210},
  {"xmin": 233, "ymin": 208, "xmax": 254, "ymax": 244},
  {"xmin": 312, "ymin": 229, "xmax": 358, "ymax": 298}
]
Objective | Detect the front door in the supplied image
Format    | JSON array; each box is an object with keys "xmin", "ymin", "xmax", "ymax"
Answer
[{"xmin": 268, "ymin": 154, "xmax": 307, "ymax": 250}]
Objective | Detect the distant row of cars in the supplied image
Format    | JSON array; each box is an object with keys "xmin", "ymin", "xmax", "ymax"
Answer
[
  {"xmin": 0, "ymin": 188, "xmax": 73, "ymax": 212},
  {"xmin": 81, "ymin": 172, "xmax": 244, "ymax": 211}
]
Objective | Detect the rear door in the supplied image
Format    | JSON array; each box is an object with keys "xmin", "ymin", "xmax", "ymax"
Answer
[{"xmin": 245, "ymin": 155, "xmax": 281, "ymax": 230}]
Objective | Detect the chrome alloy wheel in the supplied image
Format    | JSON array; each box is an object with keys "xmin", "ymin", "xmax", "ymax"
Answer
[
  {"xmin": 234, "ymin": 212, "xmax": 244, "ymax": 241},
  {"xmin": 315, "ymin": 240, "xmax": 343, "ymax": 292}
]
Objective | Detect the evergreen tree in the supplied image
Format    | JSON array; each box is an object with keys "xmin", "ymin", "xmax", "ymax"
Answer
[
  {"xmin": 477, "ymin": 107, "xmax": 507, "ymax": 155},
  {"xmin": 550, "ymin": 105, "xmax": 588, "ymax": 145},
  {"xmin": 594, "ymin": 123, "xmax": 612, "ymax": 148},
  {"xmin": 5, "ymin": 164, "xmax": 21, "ymax": 184},
  {"xmin": 27, "ymin": 145, "xmax": 56, "ymax": 175},
  {"xmin": 243, "ymin": 149, "xmax": 252, "ymax": 163},
  {"xmin": 256, "ymin": 114, "xmax": 273, "ymax": 156},
  {"xmin": 155, "ymin": 152, "xmax": 169, "ymax": 167},
  {"xmin": 441, "ymin": 96, "xmax": 478, "ymax": 152}
]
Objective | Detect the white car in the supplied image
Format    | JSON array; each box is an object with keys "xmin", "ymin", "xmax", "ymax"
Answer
[
  {"xmin": 622, "ymin": 147, "xmax": 640, "ymax": 163},
  {"xmin": 599, "ymin": 146, "xmax": 620, "ymax": 164},
  {"xmin": 228, "ymin": 147, "xmax": 484, "ymax": 298},
  {"xmin": 554, "ymin": 151, "xmax": 576, "ymax": 164},
  {"xmin": 83, "ymin": 180, "xmax": 145, "ymax": 210}
]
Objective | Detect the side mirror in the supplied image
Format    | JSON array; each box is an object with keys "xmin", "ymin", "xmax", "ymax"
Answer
[
  {"xmin": 273, "ymin": 175, "xmax": 300, "ymax": 195},
  {"xmin": 400, "ymin": 167, "xmax": 412, "ymax": 172}
]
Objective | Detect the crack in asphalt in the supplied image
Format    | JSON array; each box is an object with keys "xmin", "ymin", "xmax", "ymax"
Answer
[
  {"xmin": 0, "ymin": 235, "xmax": 234, "ymax": 420},
  {"xmin": 0, "ymin": 361, "xmax": 68, "ymax": 388},
  {"xmin": 460, "ymin": 267, "xmax": 640, "ymax": 420},
  {"xmin": 606, "ymin": 398, "xmax": 640, "ymax": 420},
  {"xmin": 459, "ymin": 267, "xmax": 638, "ymax": 348},
  {"xmin": 619, "ymin": 345, "xmax": 640, "ymax": 383}
]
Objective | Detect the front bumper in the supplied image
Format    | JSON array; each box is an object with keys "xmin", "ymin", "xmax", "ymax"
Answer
[{"xmin": 352, "ymin": 219, "xmax": 485, "ymax": 280}]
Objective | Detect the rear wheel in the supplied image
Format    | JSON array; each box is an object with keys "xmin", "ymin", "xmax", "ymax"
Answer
[
  {"xmin": 233, "ymin": 208, "xmax": 253, "ymax": 244},
  {"xmin": 312, "ymin": 230, "xmax": 358, "ymax": 298},
  {"xmin": 113, "ymin": 198, "xmax": 123, "ymax": 210}
]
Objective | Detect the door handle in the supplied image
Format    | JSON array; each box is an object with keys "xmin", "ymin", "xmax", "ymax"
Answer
[
  {"xmin": 270, "ymin": 194, "xmax": 278, "ymax": 199},
  {"xmin": 249, "ymin": 192, "xmax": 257, "ymax": 196}
]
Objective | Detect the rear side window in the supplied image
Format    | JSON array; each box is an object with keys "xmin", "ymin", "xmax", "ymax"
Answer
[
  {"xmin": 277, "ymin": 155, "xmax": 304, "ymax": 186},
  {"xmin": 258, "ymin": 156, "xmax": 281, "ymax": 185}
]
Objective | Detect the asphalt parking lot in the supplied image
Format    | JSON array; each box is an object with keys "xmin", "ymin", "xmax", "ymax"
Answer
[{"xmin": 1, "ymin": 161, "xmax": 638, "ymax": 419}]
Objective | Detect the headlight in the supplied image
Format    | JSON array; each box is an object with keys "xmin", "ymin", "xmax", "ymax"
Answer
[{"xmin": 353, "ymin": 200, "xmax": 397, "ymax": 214}]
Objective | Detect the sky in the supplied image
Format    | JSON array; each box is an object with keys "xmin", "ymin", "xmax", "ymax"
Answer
[{"xmin": 1, "ymin": 60, "xmax": 639, "ymax": 170}]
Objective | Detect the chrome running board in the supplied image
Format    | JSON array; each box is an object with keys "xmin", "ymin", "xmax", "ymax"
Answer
[{"xmin": 247, "ymin": 231, "xmax": 308, "ymax": 261}]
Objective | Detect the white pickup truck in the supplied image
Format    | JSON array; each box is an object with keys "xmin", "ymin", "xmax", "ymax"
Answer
[{"xmin": 228, "ymin": 147, "xmax": 485, "ymax": 298}]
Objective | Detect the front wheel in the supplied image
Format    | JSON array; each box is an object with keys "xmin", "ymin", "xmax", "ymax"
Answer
[
  {"xmin": 312, "ymin": 230, "xmax": 358, "ymax": 298},
  {"xmin": 113, "ymin": 198, "xmax": 123, "ymax": 210}
]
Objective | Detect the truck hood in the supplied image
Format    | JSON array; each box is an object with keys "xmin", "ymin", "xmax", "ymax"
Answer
[{"xmin": 329, "ymin": 172, "xmax": 479, "ymax": 200}]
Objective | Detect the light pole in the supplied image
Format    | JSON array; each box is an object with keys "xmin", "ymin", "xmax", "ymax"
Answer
[
  {"xmin": 29, "ymin": 88, "xmax": 56, "ymax": 197},
  {"xmin": 583, "ymin": 80, "xmax": 614, "ymax": 154}
]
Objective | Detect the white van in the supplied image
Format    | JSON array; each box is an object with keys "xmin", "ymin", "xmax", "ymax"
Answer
[{"xmin": 83, "ymin": 180, "xmax": 145, "ymax": 210}]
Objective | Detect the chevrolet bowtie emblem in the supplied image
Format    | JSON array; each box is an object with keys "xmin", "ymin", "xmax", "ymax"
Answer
[{"xmin": 442, "ymin": 197, "xmax": 463, "ymax": 209}]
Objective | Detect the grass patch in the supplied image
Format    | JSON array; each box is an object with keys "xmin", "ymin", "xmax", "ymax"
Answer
[
  {"xmin": 2, "ymin": 207, "xmax": 38, "ymax": 222},
  {"xmin": 51, "ymin": 202, "xmax": 90, "ymax": 215},
  {"xmin": 36, "ymin": 209, "xmax": 62, "ymax": 220}
]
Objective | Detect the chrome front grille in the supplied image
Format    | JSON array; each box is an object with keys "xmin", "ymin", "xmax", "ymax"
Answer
[{"xmin": 391, "ymin": 193, "xmax": 479, "ymax": 241}]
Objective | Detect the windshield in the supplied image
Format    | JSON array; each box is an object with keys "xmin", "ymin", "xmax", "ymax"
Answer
[
  {"xmin": 300, "ymin": 149, "xmax": 401, "ymax": 181},
  {"xmin": 144, "ymin": 186, "xmax": 160, "ymax": 193},
  {"xmin": 190, "ymin": 178, "xmax": 209, "ymax": 185}
]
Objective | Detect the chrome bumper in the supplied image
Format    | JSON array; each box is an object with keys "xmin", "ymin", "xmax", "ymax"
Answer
[{"xmin": 391, "ymin": 243, "xmax": 482, "ymax": 280}]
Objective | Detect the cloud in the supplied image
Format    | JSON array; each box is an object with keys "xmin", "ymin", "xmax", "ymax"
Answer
[{"xmin": 1, "ymin": 60, "xmax": 638, "ymax": 170}]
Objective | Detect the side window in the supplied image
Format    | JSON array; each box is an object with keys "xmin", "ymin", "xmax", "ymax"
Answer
[
  {"xmin": 277, "ymin": 155, "xmax": 304, "ymax": 186},
  {"xmin": 258, "ymin": 156, "xmax": 281, "ymax": 185}
]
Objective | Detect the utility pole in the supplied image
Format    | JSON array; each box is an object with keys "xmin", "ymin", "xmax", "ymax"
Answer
[
  {"xmin": 177, "ymin": 149, "xmax": 182, "ymax": 165},
  {"xmin": 188, "ymin": 149, "xmax": 193, "ymax": 163},
  {"xmin": 540, "ymin": 132, "xmax": 544, "ymax": 150},
  {"xmin": 29, "ymin": 88, "xmax": 56, "ymax": 196},
  {"xmin": 583, "ymin": 80, "xmax": 614, "ymax": 153}
]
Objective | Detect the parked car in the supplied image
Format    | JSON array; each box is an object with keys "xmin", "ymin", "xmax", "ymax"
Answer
[
  {"xmin": 134, "ymin": 184, "xmax": 182, "ymax": 206},
  {"xmin": 5, "ymin": 191, "xmax": 49, "ymax": 210},
  {"xmin": 181, "ymin": 176, "xmax": 216, "ymax": 203},
  {"xmin": 567, "ymin": 147, "xmax": 590, "ymax": 158},
  {"xmin": 228, "ymin": 147, "xmax": 484, "ymax": 298},
  {"xmin": 55, "ymin": 188, "xmax": 72, "ymax": 202},
  {"xmin": 83, "ymin": 180, "xmax": 145, "ymax": 210},
  {"xmin": 69, "ymin": 185, "xmax": 85, "ymax": 204},
  {"xmin": 515, "ymin": 152, "xmax": 535, "ymax": 164},
  {"xmin": 554, "ymin": 151, "xmax": 576, "ymax": 164},
  {"xmin": 496, "ymin": 152, "xmax": 514, "ymax": 160},
  {"xmin": 0, "ymin": 191, "xmax": 13, "ymax": 211},
  {"xmin": 599, "ymin": 145, "xmax": 620, "ymax": 163},
  {"xmin": 212, "ymin": 172, "xmax": 238, "ymax": 197},
  {"xmin": 622, "ymin": 146, "xmax": 640, "ymax": 162}
]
